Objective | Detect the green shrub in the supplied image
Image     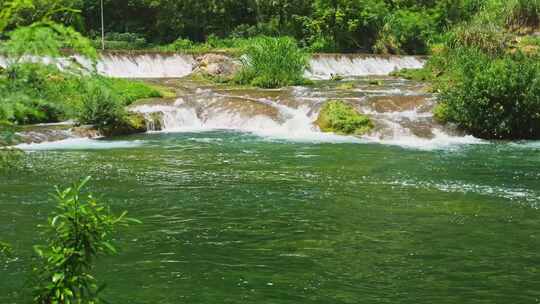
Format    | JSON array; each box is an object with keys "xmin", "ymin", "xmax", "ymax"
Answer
[
  {"xmin": 77, "ymin": 82, "xmax": 126, "ymax": 128},
  {"xmin": 234, "ymin": 36, "xmax": 309, "ymax": 88},
  {"xmin": 433, "ymin": 102, "xmax": 450, "ymax": 123},
  {"xmin": 438, "ymin": 51, "xmax": 540, "ymax": 139},
  {"xmin": 32, "ymin": 177, "xmax": 139, "ymax": 303},
  {"xmin": 316, "ymin": 100, "xmax": 373, "ymax": 135}
]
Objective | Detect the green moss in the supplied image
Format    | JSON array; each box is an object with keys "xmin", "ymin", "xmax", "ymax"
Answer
[
  {"xmin": 316, "ymin": 100, "xmax": 373, "ymax": 135},
  {"xmin": 100, "ymin": 113, "xmax": 147, "ymax": 137}
]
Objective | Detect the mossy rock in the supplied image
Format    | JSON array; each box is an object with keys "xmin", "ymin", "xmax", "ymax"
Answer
[
  {"xmin": 336, "ymin": 82, "xmax": 355, "ymax": 90},
  {"xmin": 316, "ymin": 100, "xmax": 374, "ymax": 135},
  {"xmin": 100, "ymin": 112, "xmax": 147, "ymax": 137},
  {"xmin": 368, "ymin": 79, "xmax": 384, "ymax": 86}
]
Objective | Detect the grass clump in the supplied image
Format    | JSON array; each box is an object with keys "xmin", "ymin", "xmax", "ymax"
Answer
[
  {"xmin": 446, "ymin": 20, "xmax": 510, "ymax": 57},
  {"xmin": 390, "ymin": 68, "xmax": 433, "ymax": 82},
  {"xmin": 234, "ymin": 36, "xmax": 310, "ymax": 88},
  {"xmin": 504, "ymin": 0, "xmax": 540, "ymax": 31},
  {"xmin": 316, "ymin": 100, "xmax": 373, "ymax": 135}
]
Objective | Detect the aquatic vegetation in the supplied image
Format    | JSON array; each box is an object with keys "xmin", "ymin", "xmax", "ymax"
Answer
[
  {"xmin": 234, "ymin": 37, "xmax": 309, "ymax": 88},
  {"xmin": 390, "ymin": 68, "xmax": 432, "ymax": 82},
  {"xmin": 316, "ymin": 100, "xmax": 373, "ymax": 135},
  {"xmin": 0, "ymin": 241, "xmax": 11, "ymax": 258},
  {"xmin": 33, "ymin": 177, "xmax": 140, "ymax": 304}
]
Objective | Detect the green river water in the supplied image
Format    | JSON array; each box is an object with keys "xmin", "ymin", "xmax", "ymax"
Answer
[{"xmin": 1, "ymin": 131, "xmax": 539, "ymax": 303}]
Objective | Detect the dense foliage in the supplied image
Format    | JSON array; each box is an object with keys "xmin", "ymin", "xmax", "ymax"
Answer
[
  {"xmin": 0, "ymin": 63, "xmax": 162, "ymax": 126},
  {"xmin": 0, "ymin": 0, "xmax": 496, "ymax": 54},
  {"xmin": 33, "ymin": 177, "xmax": 139, "ymax": 303},
  {"xmin": 442, "ymin": 51, "xmax": 540, "ymax": 139},
  {"xmin": 409, "ymin": 0, "xmax": 540, "ymax": 139}
]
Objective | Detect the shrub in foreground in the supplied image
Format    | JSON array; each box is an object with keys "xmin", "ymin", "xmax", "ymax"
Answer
[
  {"xmin": 438, "ymin": 51, "xmax": 540, "ymax": 139},
  {"xmin": 234, "ymin": 37, "xmax": 309, "ymax": 88},
  {"xmin": 316, "ymin": 100, "xmax": 373, "ymax": 135},
  {"xmin": 33, "ymin": 177, "xmax": 139, "ymax": 303}
]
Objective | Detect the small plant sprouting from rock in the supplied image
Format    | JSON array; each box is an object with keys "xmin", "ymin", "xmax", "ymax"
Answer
[{"xmin": 32, "ymin": 177, "xmax": 140, "ymax": 304}]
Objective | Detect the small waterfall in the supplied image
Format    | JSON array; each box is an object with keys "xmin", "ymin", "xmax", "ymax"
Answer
[
  {"xmin": 2, "ymin": 53, "xmax": 423, "ymax": 79},
  {"xmin": 130, "ymin": 82, "xmax": 483, "ymax": 149},
  {"xmin": 0, "ymin": 53, "xmax": 196, "ymax": 78},
  {"xmin": 94, "ymin": 53, "xmax": 196, "ymax": 78},
  {"xmin": 306, "ymin": 54, "xmax": 425, "ymax": 80},
  {"xmin": 131, "ymin": 98, "xmax": 359, "ymax": 142}
]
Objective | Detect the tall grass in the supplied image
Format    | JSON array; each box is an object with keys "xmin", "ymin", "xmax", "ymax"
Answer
[
  {"xmin": 234, "ymin": 37, "xmax": 309, "ymax": 88},
  {"xmin": 446, "ymin": 20, "xmax": 509, "ymax": 56},
  {"xmin": 505, "ymin": 0, "xmax": 540, "ymax": 30}
]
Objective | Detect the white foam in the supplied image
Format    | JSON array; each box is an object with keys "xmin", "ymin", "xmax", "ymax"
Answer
[
  {"xmin": 16, "ymin": 138, "xmax": 143, "ymax": 151},
  {"xmin": 365, "ymin": 129, "xmax": 485, "ymax": 150},
  {"xmin": 132, "ymin": 99, "xmax": 362, "ymax": 143}
]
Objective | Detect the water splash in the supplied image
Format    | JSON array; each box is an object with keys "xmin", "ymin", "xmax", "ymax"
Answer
[{"xmin": 16, "ymin": 138, "xmax": 143, "ymax": 151}]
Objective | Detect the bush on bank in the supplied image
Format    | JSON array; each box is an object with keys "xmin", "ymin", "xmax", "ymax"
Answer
[
  {"xmin": 436, "ymin": 51, "xmax": 540, "ymax": 139},
  {"xmin": 0, "ymin": 63, "xmax": 162, "ymax": 130}
]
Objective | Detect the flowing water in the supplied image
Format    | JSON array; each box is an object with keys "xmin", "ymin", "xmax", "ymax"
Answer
[{"xmin": 2, "ymin": 56, "xmax": 540, "ymax": 303}]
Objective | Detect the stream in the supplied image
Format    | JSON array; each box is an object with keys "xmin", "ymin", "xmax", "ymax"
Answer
[{"xmin": 1, "ymin": 54, "xmax": 539, "ymax": 304}]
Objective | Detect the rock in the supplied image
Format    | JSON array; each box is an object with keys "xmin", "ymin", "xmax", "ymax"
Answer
[
  {"xmin": 71, "ymin": 126, "xmax": 101, "ymax": 138},
  {"xmin": 370, "ymin": 96, "xmax": 428, "ymax": 113},
  {"xmin": 194, "ymin": 53, "xmax": 240, "ymax": 77}
]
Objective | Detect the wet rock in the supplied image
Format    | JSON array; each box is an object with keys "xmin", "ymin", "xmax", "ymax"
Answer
[
  {"xmin": 145, "ymin": 112, "xmax": 164, "ymax": 131},
  {"xmin": 100, "ymin": 112, "xmax": 147, "ymax": 137},
  {"xmin": 71, "ymin": 126, "xmax": 101, "ymax": 138}
]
